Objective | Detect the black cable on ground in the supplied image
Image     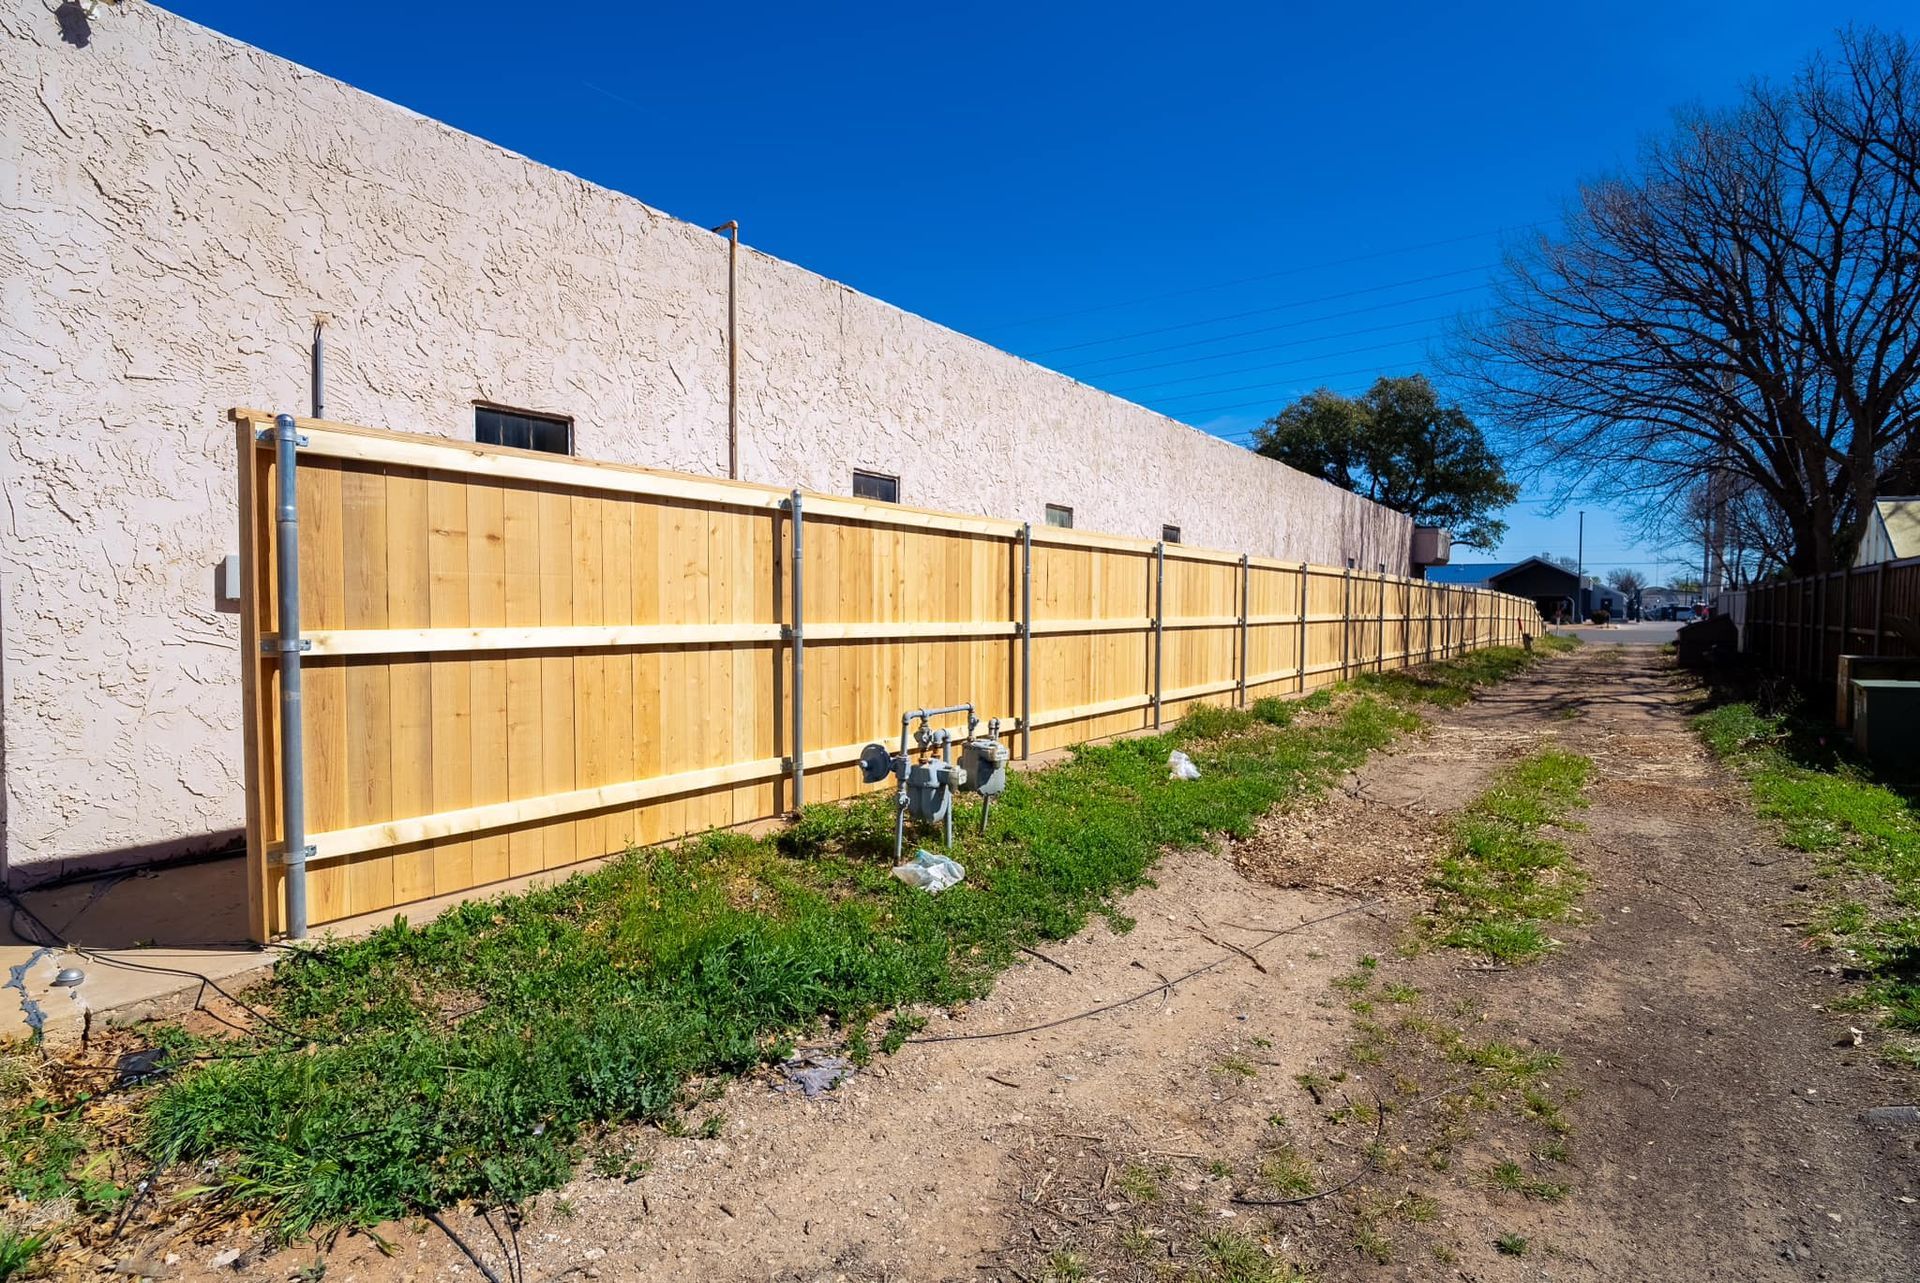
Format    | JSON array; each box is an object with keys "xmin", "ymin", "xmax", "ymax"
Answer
[
  {"xmin": 905, "ymin": 898, "xmax": 1382, "ymax": 1045},
  {"xmin": 426, "ymin": 1210, "xmax": 504, "ymax": 1283},
  {"xmin": 1230, "ymin": 1090, "xmax": 1386, "ymax": 1207},
  {"xmin": 4, "ymin": 888, "xmax": 334, "ymax": 1048}
]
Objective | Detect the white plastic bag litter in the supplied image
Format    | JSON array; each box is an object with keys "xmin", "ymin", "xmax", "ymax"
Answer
[
  {"xmin": 1167, "ymin": 750, "xmax": 1201, "ymax": 781},
  {"xmin": 892, "ymin": 848, "xmax": 966, "ymax": 893}
]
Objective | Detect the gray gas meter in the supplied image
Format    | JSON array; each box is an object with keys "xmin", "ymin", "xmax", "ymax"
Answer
[
  {"xmin": 906, "ymin": 759, "xmax": 960, "ymax": 823},
  {"xmin": 857, "ymin": 704, "xmax": 1009, "ymax": 862},
  {"xmin": 959, "ymin": 737, "xmax": 1009, "ymax": 797}
]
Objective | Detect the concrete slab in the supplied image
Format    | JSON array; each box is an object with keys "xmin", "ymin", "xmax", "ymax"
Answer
[
  {"xmin": 3, "ymin": 858, "xmax": 274, "ymax": 1043},
  {"xmin": 2, "ymin": 853, "xmax": 646, "ymax": 1042}
]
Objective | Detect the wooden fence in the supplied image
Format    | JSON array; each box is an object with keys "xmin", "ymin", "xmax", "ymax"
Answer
[
  {"xmin": 235, "ymin": 410, "xmax": 1540, "ymax": 940},
  {"xmin": 1724, "ymin": 558, "xmax": 1920, "ymax": 695}
]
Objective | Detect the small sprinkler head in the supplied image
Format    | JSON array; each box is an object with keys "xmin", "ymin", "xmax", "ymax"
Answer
[{"xmin": 51, "ymin": 967, "xmax": 85, "ymax": 988}]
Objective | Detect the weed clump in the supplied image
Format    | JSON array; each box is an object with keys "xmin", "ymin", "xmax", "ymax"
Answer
[{"xmin": 1426, "ymin": 747, "xmax": 1593, "ymax": 962}]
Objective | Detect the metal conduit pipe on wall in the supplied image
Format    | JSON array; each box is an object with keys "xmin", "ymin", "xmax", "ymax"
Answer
[
  {"xmin": 1020, "ymin": 522, "xmax": 1032, "ymax": 761},
  {"xmin": 711, "ymin": 221, "xmax": 740, "ymax": 480},
  {"xmin": 788, "ymin": 489, "xmax": 805, "ymax": 812},
  {"xmin": 310, "ymin": 314, "xmax": 328, "ymax": 420},
  {"xmin": 1152, "ymin": 541, "xmax": 1165, "ymax": 729},
  {"xmin": 268, "ymin": 412, "xmax": 310, "ymax": 938}
]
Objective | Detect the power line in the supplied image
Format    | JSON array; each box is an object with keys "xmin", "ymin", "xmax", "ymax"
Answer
[
  {"xmin": 1025, "ymin": 264, "xmax": 1495, "ymax": 358},
  {"xmin": 1137, "ymin": 338, "xmax": 1447, "ymax": 406},
  {"xmin": 1160, "ymin": 362, "xmax": 1429, "ymax": 420},
  {"xmin": 989, "ymin": 220, "xmax": 1545, "ymax": 331},
  {"xmin": 1055, "ymin": 284, "xmax": 1488, "ymax": 375},
  {"xmin": 1100, "ymin": 312, "xmax": 1469, "ymax": 392}
]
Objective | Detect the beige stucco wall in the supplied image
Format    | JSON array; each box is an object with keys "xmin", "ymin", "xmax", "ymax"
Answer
[{"xmin": 0, "ymin": 3, "xmax": 1413, "ymax": 884}]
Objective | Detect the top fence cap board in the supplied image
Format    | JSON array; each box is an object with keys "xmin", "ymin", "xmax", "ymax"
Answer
[
  {"xmin": 1030, "ymin": 525, "xmax": 1238, "ymax": 565},
  {"xmin": 232, "ymin": 409, "xmax": 789, "ymax": 512},
  {"xmin": 234, "ymin": 410, "xmax": 1021, "ymax": 537}
]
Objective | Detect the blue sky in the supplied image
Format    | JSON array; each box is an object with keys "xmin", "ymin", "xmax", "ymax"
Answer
[{"xmin": 167, "ymin": 0, "xmax": 1917, "ymax": 583}]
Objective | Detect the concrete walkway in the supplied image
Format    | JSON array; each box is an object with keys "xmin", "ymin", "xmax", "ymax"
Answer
[
  {"xmin": 3, "ymin": 857, "xmax": 272, "ymax": 1042},
  {"xmin": 2, "ymin": 851, "xmax": 638, "ymax": 1042}
]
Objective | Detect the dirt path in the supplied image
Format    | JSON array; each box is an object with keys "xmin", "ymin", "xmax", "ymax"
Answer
[{"xmin": 160, "ymin": 646, "xmax": 1919, "ymax": 1283}]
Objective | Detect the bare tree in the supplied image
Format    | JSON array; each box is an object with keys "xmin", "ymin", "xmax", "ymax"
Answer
[
  {"xmin": 1456, "ymin": 29, "xmax": 1920, "ymax": 576},
  {"xmin": 1607, "ymin": 568, "xmax": 1648, "ymax": 594}
]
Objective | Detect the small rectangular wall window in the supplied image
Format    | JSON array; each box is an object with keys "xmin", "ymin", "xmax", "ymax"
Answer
[
  {"xmin": 852, "ymin": 469, "xmax": 899, "ymax": 503},
  {"xmin": 476, "ymin": 404, "xmax": 572, "ymax": 454},
  {"xmin": 1045, "ymin": 504, "xmax": 1074, "ymax": 529},
  {"xmin": 1161, "ymin": 525, "xmax": 1181, "ymax": 544}
]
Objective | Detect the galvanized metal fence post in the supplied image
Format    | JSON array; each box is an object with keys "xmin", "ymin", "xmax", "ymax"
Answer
[
  {"xmin": 1341, "ymin": 567, "xmax": 1352, "ymax": 679},
  {"xmin": 1296, "ymin": 563, "xmax": 1309, "ymax": 694},
  {"xmin": 1424, "ymin": 581, "xmax": 1434, "ymax": 663},
  {"xmin": 265, "ymin": 412, "xmax": 311, "ymax": 939},
  {"xmin": 1152, "ymin": 540, "xmax": 1165, "ymax": 729},
  {"xmin": 789, "ymin": 490, "xmax": 805, "ymax": 813},
  {"xmin": 1237, "ymin": 553, "xmax": 1250, "ymax": 706},
  {"xmin": 1376, "ymin": 570, "xmax": 1386, "ymax": 671},
  {"xmin": 1020, "ymin": 522, "xmax": 1032, "ymax": 761}
]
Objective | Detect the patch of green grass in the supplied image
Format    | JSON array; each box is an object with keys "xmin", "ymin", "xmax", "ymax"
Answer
[
  {"xmin": 1118, "ymin": 1162, "xmax": 1166, "ymax": 1204},
  {"xmin": 0, "ymin": 1095, "xmax": 125, "ymax": 1216},
  {"xmin": 1495, "ymin": 1232, "xmax": 1529, "ymax": 1256},
  {"xmin": 1354, "ymin": 1219, "xmax": 1395, "ymax": 1264},
  {"xmin": 1214, "ymin": 1054, "xmax": 1258, "ymax": 1078},
  {"xmin": 1695, "ymin": 696, "xmax": 1920, "ymax": 1044},
  {"xmin": 1426, "ymin": 748, "xmax": 1593, "ymax": 962},
  {"xmin": 1355, "ymin": 634, "xmax": 1578, "ymax": 708},
  {"xmin": 1398, "ymin": 1193, "xmax": 1439, "ymax": 1223},
  {"xmin": 0, "ymin": 1229, "xmax": 47, "ymax": 1283},
  {"xmin": 1044, "ymin": 1249, "xmax": 1088, "ymax": 1281},
  {"xmin": 1488, "ymin": 1160, "xmax": 1570, "ymax": 1201},
  {"xmin": 1522, "ymin": 1085, "xmax": 1570, "ymax": 1133},
  {"xmin": 1250, "ymin": 697, "xmax": 1297, "ymax": 727},
  {"xmin": 1196, "ymin": 1230, "xmax": 1305, "ymax": 1282},
  {"xmin": 1446, "ymin": 1037, "xmax": 1562, "ymax": 1083},
  {"xmin": 1258, "ymin": 1144, "xmax": 1316, "ymax": 1197}
]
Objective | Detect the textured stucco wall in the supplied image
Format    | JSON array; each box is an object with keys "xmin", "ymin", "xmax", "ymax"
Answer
[{"xmin": 0, "ymin": 3, "xmax": 1413, "ymax": 883}]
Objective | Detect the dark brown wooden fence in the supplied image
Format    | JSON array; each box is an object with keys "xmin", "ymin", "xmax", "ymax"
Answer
[{"xmin": 1726, "ymin": 557, "xmax": 1920, "ymax": 694}]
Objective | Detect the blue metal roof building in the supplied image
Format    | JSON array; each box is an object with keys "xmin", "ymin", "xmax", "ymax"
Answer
[{"xmin": 1420, "ymin": 562, "xmax": 1515, "ymax": 586}]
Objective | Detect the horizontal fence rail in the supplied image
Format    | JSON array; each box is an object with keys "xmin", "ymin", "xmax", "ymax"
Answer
[
  {"xmin": 1723, "ymin": 557, "xmax": 1920, "ymax": 697},
  {"xmin": 235, "ymin": 410, "xmax": 1540, "ymax": 939}
]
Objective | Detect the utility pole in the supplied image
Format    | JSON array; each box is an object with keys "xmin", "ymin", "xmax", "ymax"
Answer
[
  {"xmin": 1576, "ymin": 510, "xmax": 1585, "ymax": 617},
  {"xmin": 1701, "ymin": 463, "xmax": 1714, "ymax": 613}
]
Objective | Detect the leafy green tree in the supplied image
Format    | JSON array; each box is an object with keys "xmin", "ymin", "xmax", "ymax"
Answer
[{"xmin": 1252, "ymin": 375, "xmax": 1518, "ymax": 549}]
